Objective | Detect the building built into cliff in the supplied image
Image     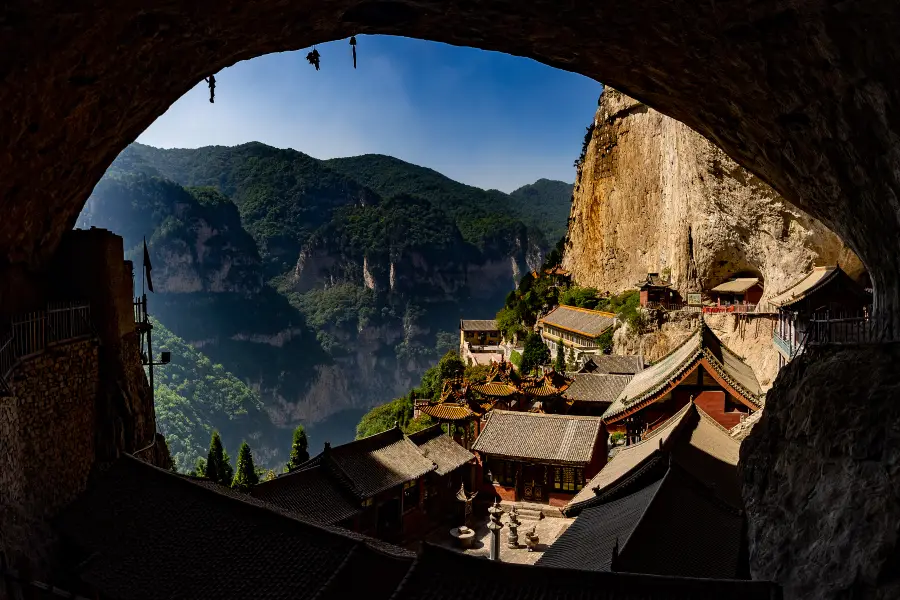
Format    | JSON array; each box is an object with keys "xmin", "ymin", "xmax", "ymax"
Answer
[
  {"xmin": 460, "ymin": 319, "xmax": 504, "ymax": 366},
  {"xmin": 538, "ymin": 305, "xmax": 616, "ymax": 367},
  {"xmin": 601, "ymin": 322, "xmax": 763, "ymax": 439},
  {"xmin": 473, "ymin": 410, "xmax": 606, "ymax": 506},
  {"xmin": 769, "ymin": 265, "xmax": 872, "ymax": 366},
  {"xmin": 708, "ymin": 277, "xmax": 764, "ymax": 311},
  {"xmin": 251, "ymin": 426, "xmax": 473, "ymax": 542},
  {"xmin": 636, "ymin": 273, "xmax": 682, "ymax": 308}
]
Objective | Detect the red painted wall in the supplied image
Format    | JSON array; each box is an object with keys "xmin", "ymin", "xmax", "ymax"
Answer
[
  {"xmin": 692, "ymin": 390, "xmax": 748, "ymax": 429},
  {"xmin": 492, "ymin": 483, "xmax": 517, "ymax": 502},
  {"xmin": 585, "ymin": 424, "xmax": 608, "ymax": 479},
  {"xmin": 640, "ymin": 289, "xmax": 649, "ymax": 306},
  {"xmin": 746, "ymin": 285, "xmax": 764, "ymax": 305}
]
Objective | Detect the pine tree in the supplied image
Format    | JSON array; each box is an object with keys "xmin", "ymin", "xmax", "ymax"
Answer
[
  {"xmin": 554, "ymin": 343, "xmax": 566, "ymax": 372},
  {"xmin": 205, "ymin": 431, "xmax": 232, "ymax": 485},
  {"xmin": 285, "ymin": 425, "xmax": 310, "ymax": 472},
  {"xmin": 231, "ymin": 441, "xmax": 259, "ymax": 492},
  {"xmin": 566, "ymin": 347, "xmax": 576, "ymax": 371},
  {"xmin": 191, "ymin": 457, "xmax": 207, "ymax": 478}
]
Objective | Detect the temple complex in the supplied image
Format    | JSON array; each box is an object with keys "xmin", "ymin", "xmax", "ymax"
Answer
[
  {"xmin": 601, "ymin": 321, "xmax": 762, "ymax": 439},
  {"xmin": 769, "ymin": 265, "xmax": 872, "ymax": 365},
  {"xmin": 251, "ymin": 426, "xmax": 473, "ymax": 541},
  {"xmin": 472, "ymin": 411, "xmax": 606, "ymax": 506},
  {"xmin": 563, "ymin": 373, "xmax": 634, "ymax": 416}
]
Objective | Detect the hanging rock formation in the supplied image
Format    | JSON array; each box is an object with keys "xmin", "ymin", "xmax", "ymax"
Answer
[{"xmin": 563, "ymin": 89, "xmax": 864, "ymax": 300}]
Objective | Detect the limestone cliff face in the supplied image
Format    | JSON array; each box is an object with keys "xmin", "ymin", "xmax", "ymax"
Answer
[{"xmin": 563, "ymin": 89, "xmax": 864, "ymax": 300}]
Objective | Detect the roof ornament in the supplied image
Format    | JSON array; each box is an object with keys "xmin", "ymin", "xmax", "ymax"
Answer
[{"xmin": 349, "ymin": 36, "xmax": 357, "ymax": 69}]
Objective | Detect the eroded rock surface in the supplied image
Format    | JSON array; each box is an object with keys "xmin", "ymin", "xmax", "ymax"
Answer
[
  {"xmin": 564, "ymin": 89, "xmax": 863, "ymax": 299},
  {"xmin": 741, "ymin": 344, "xmax": 900, "ymax": 599}
]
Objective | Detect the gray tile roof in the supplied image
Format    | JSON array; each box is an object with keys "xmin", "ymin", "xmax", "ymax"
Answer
[
  {"xmin": 54, "ymin": 455, "xmax": 413, "ymax": 600},
  {"xmin": 408, "ymin": 425, "xmax": 475, "ymax": 476},
  {"xmin": 472, "ymin": 410, "xmax": 604, "ymax": 465},
  {"xmin": 602, "ymin": 323, "xmax": 762, "ymax": 421},
  {"xmin": 579, "ymin": 355, "xmax": 645, "ymax": 374},
  {"xmin": 540, "ymin": 465, "xmax": 747, "ymax": 580},
  {"xmin": 326, "ymin": 427, "xmax": 437, "ymax": 499},
  {"xmin": 394, "ymin": 543, "xmax": 778, "ymax": 600},
  {"xmin": 539, "ymin": 305, "xmax": 615, "ymax": 338},
  {"xmin": 710, "ymin": 278, "xmax": 760, "ymax": 294},
  {"xmin": 460, "ymin": 319, "xmax": 498, "ymax": 331},
  {"xmin": 564, "ymin": 373, "xmax": 634, "ymax": 403},
  {"xmin": 250, "ymin": 463, "xmax": 362, "ymax": 525},
  {"xmin": 566, "ymin": 403, "xmax": 743, "ymax": 515}
]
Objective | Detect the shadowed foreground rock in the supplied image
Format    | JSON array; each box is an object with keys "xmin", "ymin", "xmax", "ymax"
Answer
[{"xmin": 741, "ymin": 344, "xmax": 900, "ymax": 599}]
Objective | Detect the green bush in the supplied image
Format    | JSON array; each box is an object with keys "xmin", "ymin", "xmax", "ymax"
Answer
[{"xmin": 509, "ymin": 350, "xmax": 523, "ymax": 368}]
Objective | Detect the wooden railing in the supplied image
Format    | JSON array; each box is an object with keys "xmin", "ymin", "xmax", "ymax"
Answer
[
  {"xmin": 0, "ymin": 302, "xmax": 93, "ymax": 395},
  {"xmin": 703, "ymin": 304, "xmax": 757, "ymax": 314},
  {"xmin": 806, "ymin": 312, "xmax": 876, "ymax": 346}
]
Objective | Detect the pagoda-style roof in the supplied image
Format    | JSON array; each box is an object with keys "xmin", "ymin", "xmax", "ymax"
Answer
[
  {"xmin": 563, "ymin": 373, "xmax": 633, "ymax": 405},
  {"xmin": 768, "ymin": 265, "xmax": 870, "ymax": 308},
  {"xmin": 521, "ymin": 370, "xmax": 572, "ymax": 397},
  {"xmin": 635, "ymin": 273, "xmax": 672, "ymax": 289},
  {"xmin": 566, "ymin": 402, "xmax": 741, "ymax": 515},
  {"xmin": 472, "ymin": 410, "xmax": 604, "ymax": 466},
  {"xmin": 419, "ymin": 402, "xmax": 475, "ymax": 421},
  {"xmin": 408, "ymin": 425, "xmax": 475, "ymax": 476},
  {"xmin": 470, "ymin": 361, "xmax": 519, "ymax": 397},
  {"xmin": 538, "ymin": 463, "xmax": 746, "ymax": 580},
  {"xmin": 710, "ymin": 277, "xmax": 761, "ymax": 294},
  {"xmin": 250, "ymin": 462, "xmax": 361, "ymax": 525},
  {"xmin": 437, "ymin": 379, "xmax": 469, "ymax": 403},
  {"xmin": 539, "ymin": 305, "xmax": 616, "ymax": 338},
  {"xmin": 578, "ymin": 355, "xmax": 645, "ymax": 374},
  {"xmin": 601, "ymin": 322, "xmax": 762, "ymax": 423},
  {"xmin": 54, "ymin": 455, "xmax": 780, "ymax": 600},
  {"xmin": 460, "ymin": 319, "xmax": 498, "ymax": 332}
]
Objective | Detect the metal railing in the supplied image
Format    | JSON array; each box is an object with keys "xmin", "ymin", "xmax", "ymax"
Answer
[
  {"xmin": 772, "ymin": 331, "xmax": 801, "ymax": 359},
  {"xmin": 806, "ymin": 312, "xmax": 876, "ymax": 346},
  {"xmin": 0, "ymin": 302, "xmax": 93, "ymax": 394}
]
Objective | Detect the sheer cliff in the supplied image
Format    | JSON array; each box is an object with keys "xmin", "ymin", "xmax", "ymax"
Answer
[{"xmin": 563, "ymin": 89, "xmax": 864, "ymax": 300}]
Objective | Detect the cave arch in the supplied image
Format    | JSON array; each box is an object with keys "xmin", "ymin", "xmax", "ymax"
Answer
[{"xmin": 2, "ymin": 1, "xmax": 900, "ymax": 342}]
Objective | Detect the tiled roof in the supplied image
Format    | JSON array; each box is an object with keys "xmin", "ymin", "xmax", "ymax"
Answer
[
  {"xmin": 540, "ymin": 305, "xmax": 616, "ymax": 338},
  {"xmin": 393, "ymin": 542, "xmax": 779, "ymax": 600},
  {"xmin": 564, "ymin": 374, "xmax": 633, "ymax": 403},
  {"xmin": 579, "ymin": 355, "xmax": 645, "ymax": 374},
  {"xmin": 566, "ymin": 403, "xmax": 742, "ymax": 515},
  {"xmin": 408, "ymin": 425, "xmax": 475, "ymax": 476},
  {"xmin": 470, "ymin": 381, "xmax": 518, "ymax": 397},
  {"xmin": 250, "ymin": 463, "xmax": 361, "ymax": 525},
  {"xmin": 472, "ymin": 410, "xmax": 603, "ymax": 465},
  {"xmin": 567, "ymin": 403, "xmax": 693, "ymax": 511},
  {"xmin": 768, "ymin": 265, "xmax": 869, "ymax": 308},
  {"xmin": 419, "ymin": 403, "xmax": 475, "ymax": 421},
  {"xmin": 522, "ymin": 371, "xmax": 572, "ymax": 397},
  {"xmin": 326, "ymin": 427, "xmax": 437, "ymax": 499},
  {"xmin": 54, "ymin": 455, "xmax": 413, "ymax": 600},
  {"xmin": 540, "ymin": 465, "xmax": 747, "ymax": 580},
  {"xmin": 602, "ymin": 323, "xmax": 762, "ymax": 421},
  {"xmin": 460, "ymin": 319, "xmax": 498, "ymax": 331},
  {"xmin": 711, "ymin": 278, "xmax": 761, "ymax": 294},
  {"xmin": 635, "ymin": 273, "xmax": 672, "ymax": 288}
]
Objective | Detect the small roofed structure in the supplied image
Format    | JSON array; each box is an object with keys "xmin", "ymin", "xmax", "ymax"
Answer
[
  {"xmin": 709, "ymin": 277, "xmax": 763, "ymax": 309},
  {"xmin": 768, "ymin": 265, "xmax": 872, "ymax": 365},
  {"xmin": 636, "ymin": 272, "xmax": 681, "ymax": 308},
  {"xmin": 602, "ymin": 321, "xmax": 762, "ymax": 439},
  {"xmin": 408, "ymin": 424, "xmax": 477, "ymax": 517},
  {"xmin": 564, "ymin": 373, "xmax": 634, "ymax": 416},
  {"xmin": 460, "ymin": 319, "xmax": 501, "ymax": 347},
  {"xmin": 578, "ymin": 355, "xmax": 645, "ymax": 375},
  {"xmin": 469, "ymin": 361, "xmax": 521, "ymax": 408},
  {"xmin": 473, "ymin": 410, "xmax": 606, "ymax": 505},
  {"xmin": 539, "ymin": 305, "xmax": 616, "ymax": 367},
  {"xmin": 253, "ymin": 426, "xmax": 464, "ymax": 541}
]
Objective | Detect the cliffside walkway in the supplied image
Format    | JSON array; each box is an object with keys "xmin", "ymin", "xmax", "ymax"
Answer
[{"xmin": 0, "ymin": 302, "xmax": 93, "ymax": 396}]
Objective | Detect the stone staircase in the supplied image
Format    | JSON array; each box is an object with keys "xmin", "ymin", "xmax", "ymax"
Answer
[{"xmin": 499, "ymin": 500, "xmax": 565, "ymax": 520}]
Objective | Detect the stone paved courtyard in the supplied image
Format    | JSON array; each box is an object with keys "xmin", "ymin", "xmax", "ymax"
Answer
[{"xmin": 407, "ymin": 510, "xmax": 573, "ymax": 565}]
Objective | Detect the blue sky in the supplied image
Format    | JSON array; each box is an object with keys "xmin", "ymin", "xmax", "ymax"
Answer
[{"xmin": 138, "ymin": 36, "xmax": 602, "ymax": 193}]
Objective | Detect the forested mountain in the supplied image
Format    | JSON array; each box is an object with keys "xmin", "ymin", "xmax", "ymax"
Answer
[
  {"xmin": 509, "ymin": 179, "xmax": 573, "ymax": 243},
  {"xmin": 79, "ymin": 142, "xmax": 572, "ymax": 469}
]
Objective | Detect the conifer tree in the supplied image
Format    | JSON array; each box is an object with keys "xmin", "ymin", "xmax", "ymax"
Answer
[
  {"xmin": 232, "ymin": 441, "xmax": 259, "ymax": 491},
  {"xmin": 285, "ymin": 425, "xmax": 310, "ymax": 472},
  {"xmin": 205, "ymin": 431, "xmax": 232, "ymax": 485},
  {"xmin": 566, "ymin": 347, "xmax": 576, "ymax": 371},
  {"xmin": 555, "ymin": 343, "xmax": 566, "ymax": 372}
]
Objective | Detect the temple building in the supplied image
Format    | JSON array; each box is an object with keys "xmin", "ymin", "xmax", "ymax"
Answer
[
  {"xmin": 541, "ymin": 402, "xmax": 748, "ymax": 579},
  {"xmin": 407, "ymin": 424, "xmax": 478, "ymax": 517},
  {"xmin": 636, "ymin": 273, "xmax": 681, "ymax": 308},
  {"xmin": 708, "ymin": 277, "xmax": 764, "ymax": 309},
  {"xmin": 577, "ymin": 355, "xmax": 644, "ymax": 375},
  {"xmin": 769, "ymin": 265, "xmax": 871, "ymax": 366},
  {"xmin": 601, "ymin": 322, "xmax": 763, "ymax": 439},
  {"xmin": 563, "ymin": 373, "xmax": 634, "ymax": 416},
  {"xmin": 252, "ymin": 426, "xmax": 472, "ymax": 542},
  {"xmin": 460, "ymin": 319, "xmax": 504, "ymax": 367},
  {"xmin": 538, "ymin": 305, "xmax": 616, "ymax": 367},
  {"xmin": 414, "ymin": 380, "xmax": 487, "ymax": 448},
  {"xmin": 472, "ymin": 410, "xmax": 606, "ymax": 505},
  {"xmin": 543, "ymin": 266, "xmax": 572, "ymax": 286},
  {"xmin": 469, "ymin": 361, "xmax": 521, "ymax": 410}
]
